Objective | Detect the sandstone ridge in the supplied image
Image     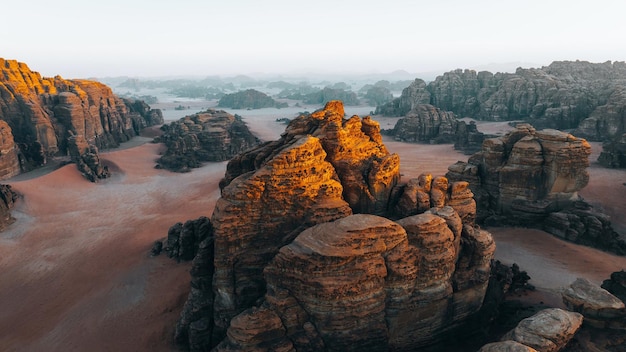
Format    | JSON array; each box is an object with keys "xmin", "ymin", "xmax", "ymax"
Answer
[{"xmin": 173, "ymin": 101, "xmax": 498, "ymax": 351}]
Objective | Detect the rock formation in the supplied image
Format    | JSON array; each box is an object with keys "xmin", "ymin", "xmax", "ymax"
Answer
[
  {"xmin": 446, "ymin": 123, "xmax": 626, "ymax": 253},
  {"xmin": 377, "ymin": 61, "xmax": 626, "ymax": 147},
  {"xmin": 389, "ymin": 104, "xmax": 457, "ymax": 144},
  {"xmin": 173, "ymin": 101, "xmax": 497, "ymax": 351},
  {"xmin": 562, "ymin": 278, "xmax": 626, "ymax": 330},
  {"xmin": 483, "ymin": 308, "xmax": 583, "ymax": 352},
  {"xmin": 217, "ymin": 89, "xmax": 286, "ymax": 109},
  {"xmin": 67, "ymin": 133, "xmax": 110, "ymax": 182},
  {"xmin": 0, "ymin": 58, "xmax": 163, "ymax": 179},
  {"xmin": 602, "ymin": 270, "xmax": 626, "ymax": 303},
  {"xmin": 0, "ymin": 184, "xmax": 18, "ymax": 231},
  {"xmin": 154, "ymin": 110, "xmax": 260, "ymax": 172},
  {"xmin": 0, "ymin": 121, "xmax": 20, "ymax": 179},
  {"xmin": 598, "ymin": 133, "xmax": 626, "ymax": 168},
  {"xmin": 454, "ymin": 120, "xmax": 491, "ymax": 155},
  {"xmin": 165, "ymin": 216, "xmax": 212, "ymax": 262}
]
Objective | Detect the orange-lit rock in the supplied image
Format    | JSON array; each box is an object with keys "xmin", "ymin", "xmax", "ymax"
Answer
[
  {"xmin": 176, "ymin": 101, "xmax": 495, "ymax": 351},
  {"xmin": 0, "ymin": 58, "xmax": 163, "ymax": 178}
]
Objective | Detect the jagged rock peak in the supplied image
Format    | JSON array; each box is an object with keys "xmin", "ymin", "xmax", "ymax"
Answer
[{"xmin": 222, "ymin": 100, "xmax": 400, "ymax": 215}]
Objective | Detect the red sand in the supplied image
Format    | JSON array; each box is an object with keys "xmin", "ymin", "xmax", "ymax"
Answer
[{"xmin": 0, "ymin": 117, "xmax": 625, "ymax": 351}]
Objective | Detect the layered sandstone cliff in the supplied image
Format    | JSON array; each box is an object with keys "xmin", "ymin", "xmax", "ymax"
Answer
[
  {"xmin": 174, "ymin": 101, "xmax": 498, "ymax": 351},
  {"xmin": 155, "ymin": 110, "xmax": 260, "ymax": 172},
  {"xmin": 389, "ymin": 104, "xmax": 457, "ymax": 144},
  {"xmin": 377, "ymin": 61, "xmax": 626, "ymax": 146},
  {"xmin": 447, "ymin": 124, "xmax": 626, "ymax": 254},
  {"xmin": 0, "ymin": 58, "xmax": 163, "ymax": 179}
]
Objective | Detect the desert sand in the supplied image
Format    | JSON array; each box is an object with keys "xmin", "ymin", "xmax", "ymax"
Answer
[{"xmin": 1, "ymin": 112, "xmax": 625, "ymax": 351}]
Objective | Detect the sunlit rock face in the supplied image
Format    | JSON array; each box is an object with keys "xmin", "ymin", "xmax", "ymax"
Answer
[
  {"xmin": 215, "ymin": 213, "xmax": 494, "ymax": 351},
  {"xmin": 155, "ymin": 110, "xmax": 260, "ymax": 172},
  {"xmin": 175, "ymin": 102, "xmax": 496, "ymax": 351},
  {"xmin": 0, "ymin": 58, "xmax": 163, "ymax": 178}
]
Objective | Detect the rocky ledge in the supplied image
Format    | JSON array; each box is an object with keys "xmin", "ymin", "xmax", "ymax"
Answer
[
  {"xmin": 169, "ymin": 101, "xmax": 499, "ymax": 351},
  {"xmin": 154, "ymin": 110, "xmax": 260, "ymax": 172}
]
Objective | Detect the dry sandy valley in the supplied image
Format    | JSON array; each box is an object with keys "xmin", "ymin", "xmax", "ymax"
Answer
[{"xmin": 1, "ymin": 113, "xmax": 625, "ymax": 351}]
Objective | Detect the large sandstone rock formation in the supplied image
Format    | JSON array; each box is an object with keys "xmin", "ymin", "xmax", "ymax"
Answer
[
  {"xmin": 446, "ymin": 123, "xmax": 626, "ymax": 254},
  {"xmin": 173, "ymin": 101, "xmax": 497, "ymax": 351},
  {"xmin": 389, "ymin": 104, "xmax": 457, "ymax": 144},
  {"xmin": 154, "ymin": 110, "xmax": 260, "ymax": 172},
  {"xmin": 377, "ymin": 61, "xmax": 626, "ymax": 144},
  {"xmin": 0, "ymin": 58, "xmax": 163, "ymax": 179}
]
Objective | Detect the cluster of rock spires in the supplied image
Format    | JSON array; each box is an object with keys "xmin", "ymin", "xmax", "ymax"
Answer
[
  {"xmin": 166, "ymin": 101, "xmax": 501, "ymax": 351},
  {"xmin": 154, "ymin": 110, "xmax": 259, "ymax": 172},
  {"xmin": 0, "ymin": 58, "xmax": 163, "ymax": 181},
  {"xmin": 447, "ymin": 123, "xmax": 626, "ymax": 255},
  {"xmin": 377, "ymin": 60, "xmax": 626, "ymax": 166}
]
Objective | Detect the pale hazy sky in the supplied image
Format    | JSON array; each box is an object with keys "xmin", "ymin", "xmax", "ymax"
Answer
[{"xmin": 4, "ymin": 0, "xmax": 626, "ymax": 78}]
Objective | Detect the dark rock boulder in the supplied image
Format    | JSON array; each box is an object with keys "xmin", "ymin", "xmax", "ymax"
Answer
[
  {"xmin": 67, "ymin": 133, "xmax": 110, "ymax": 182},
  {"xmin": 165, "ymin": 216, "xmax": 212, "ymax": 262},
  {"xmin": 389, "ymin": 104, "xmax": 457, "ymax": 144},
  {"xmin": 154, "ymin": 110, "xmax": 260, "ymax": 172},
  {"xmin": 217, "ymin": 89, "xmax": 285, "ymax": 109},
  {"xmin": 602, "ymin": 270, "xmax": 626, "ymax": 303}
]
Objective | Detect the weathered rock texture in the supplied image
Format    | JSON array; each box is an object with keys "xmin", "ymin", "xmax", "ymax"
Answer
[
  {"xmin": 154, "ymin": 110, "xmax": 260, "ymax": 172},
  {"xmin": 455, "ymin": 120, "xmax": 492, "ymax": 155},
  {"xmin": 377, "ymin": 61, "xmax": 626, "ymax": 142},
  {"xmin": 496, "ymin": 308, "xmax": 583, "ymax": 352},
  {"xmin": 0, "ymin": 184, "xmax": 18, "ymax": 230},
  {"xmin": 562, "ymin": 278, "xmax": 626, "ymax": 330},
  {"xmin": 174, "ymin": 101, "xmax": 496, "ymax": 351},
  {"xmin": 446, "ymin": 123, "xmax": 626, "ymax": 254},
  {"xmin": 165, "ymin": 216, "xmax": 212, "ymax": 262},
  {"xmin": 219, "ymin": 213, "xmax": 495, "ymax": 351},
  {"xmin": 377, "ymin": 61, "xmax": 626, "ymax": 167},
  {"xmin": 0, "ymin": 58, "xmax": 163, "ymax": 179},
  {"xmin": 67, "ymin": 133, "xmax": 110, "ymax": 182},
  {"xmin": 389, "ymin": 104, "xmax": 457, "ymax": 143},
  {"xmin": 0, "ymin": 120, "xmax": 20, "ymax": 179}
]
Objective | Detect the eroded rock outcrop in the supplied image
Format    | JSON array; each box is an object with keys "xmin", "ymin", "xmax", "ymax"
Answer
[
  {"xmin": 0, "ymin": 184, "xmax": 18, "ymax": 230},
  {"xmin": 377, "ymin": 61, "xmax": 626, "ymax": 146},
  {"xmin": 67, "ymin": 133, "xmax": 110, "ymax": 182},
  {"xmin": 175, "ymin": 101, "xmax": 496, "ymax": 351},
  {"xmin": 217, "ymin": 89, "xmax": 285, "ymax": 109},
  {"xmin": 154, "ymin": 110, "xmax": 260, "ymax": 172},
  {"xmin": 389, "ymin": 104, "xmax": 457, "ymax": 143},
  {"xmin": 219, "ymin": 213, "xmax": 494, "ymax": 351},
  {"xmin": 446, "ymin": 123, "xmax": 625, "ymax": 253},
  {"xmin": 602, "ymin": 270, "xmax": 626, "ymax": 303},
  {"xmin": 165, "ymin": 216, "xmax": 212, "ymax": 262},
  {"xmin": 499, "ymin": 308, "xmax": 583, "ymax": 352},
  {"xmin": 0, "ymin": 58, "xmax": 163, "ymax": 179}
]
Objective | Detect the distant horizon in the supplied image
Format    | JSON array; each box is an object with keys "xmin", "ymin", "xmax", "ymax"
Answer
[{"xmin": 5, "ymin": 1, "xmax": 626, "ymax": 79}]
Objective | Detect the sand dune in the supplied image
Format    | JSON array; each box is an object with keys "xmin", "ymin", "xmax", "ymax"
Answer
[{"xmin": 0, "ymin": 115, "xmax": 624, "ymax": 351}]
